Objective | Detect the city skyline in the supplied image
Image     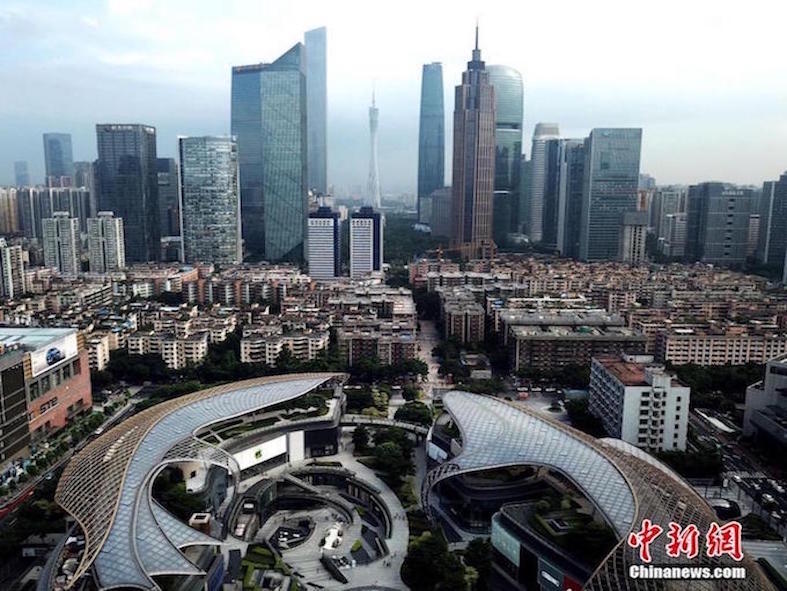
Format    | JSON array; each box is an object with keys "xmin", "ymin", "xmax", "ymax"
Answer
[{"xmin": 2, "ymin": 1, "xmax": 785, "ymax": 192}]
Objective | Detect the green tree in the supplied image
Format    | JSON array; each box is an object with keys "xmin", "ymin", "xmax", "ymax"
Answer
[
  {"xmin": 351, "ymin": 425, "xmax": 370, "ymax": 452},
  {"xmin": 394, "ymin": 401, "xmax": 434, "ymax": 427},
  {"xmin": 373, "ymin": 442, "xmax": 410, "ymax": 484},
  {"xmin": 402, "ymin": 385, "xmax": 421, "ymax": 401},
  {"xmin": 401, "ymin": 531, "xmax": 467, "ymax": 591},
  {"xmin": 463, "ymin": 538, "xmax": 492, "ymax": 590}
]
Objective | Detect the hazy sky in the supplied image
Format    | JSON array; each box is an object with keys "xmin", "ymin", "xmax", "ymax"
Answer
[{"xmin": 1, "ymin": 0, "xmax": 786, "ymax": 193}]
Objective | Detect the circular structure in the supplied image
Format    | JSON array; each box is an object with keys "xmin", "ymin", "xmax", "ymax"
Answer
[
  {"xmin": 55, "ymin": 373, "xmax": 344, "ymax": 590},
  {"xmin": 423, "ymin": 391, "xmax": 774, "ymax": 591}
]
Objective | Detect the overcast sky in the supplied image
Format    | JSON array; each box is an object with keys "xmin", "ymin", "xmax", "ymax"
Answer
[{"xmin": 1, "ymin": 0, "xmax": 786, "ymax": 193}]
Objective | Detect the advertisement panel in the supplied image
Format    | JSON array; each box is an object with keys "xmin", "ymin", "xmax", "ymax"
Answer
[
  {"xmin": 233, "ymin": 434, "xmax": 288, "ymax": 470},
  {"xmin": 30, "ymin": 333, "xmax": 78, "ymax": 378}
]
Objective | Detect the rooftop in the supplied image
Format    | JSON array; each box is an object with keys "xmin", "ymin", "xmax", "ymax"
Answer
[{"xmin": 0, "ymin": 327, "xmax": 76, "ymax": 352}]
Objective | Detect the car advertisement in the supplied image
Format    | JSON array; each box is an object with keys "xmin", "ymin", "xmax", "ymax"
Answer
[{"xmin": 30, "ymin": 333, "xmax": 78, "ymax": 378}]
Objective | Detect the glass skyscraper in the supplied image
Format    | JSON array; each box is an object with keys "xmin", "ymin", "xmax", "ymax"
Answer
[
  {"xmin": 417, "ymin": 62, "xmax": 445, "ymax": 221},
  {"xmin": 487, "ymin": 65, "xmax": 523, "ymax": 245},
  {"xmin": 231, "ymin": 44, "xmax": 308, "ymax": 262},
  {"xmin": 579, "ymin": 128, "xmax": 642, "ymax": 261},
  {"xmin": 95, "ymin": 124, "xmax": 160, "ymax": 262},
  {"xmin": 13, "ymin": 161, "xmax": 30, "ymax": 186},
  {"xmin": 528, "ymin": 123, "xmax": 560, "ymax": 243},
  {"xmin": 179, "ymin": 136, "xmax": 242, "ymax": 265},
  {"xmin": 43, "ymin": 133, "xmax": 74, "ymax": 183},
  {"xmin": 156, "ymin": 158, "xmax": 180, "ymax": 237},
  {"xmin": 305, "ymin": 27, "xmax": 327, "ymax": 194}
]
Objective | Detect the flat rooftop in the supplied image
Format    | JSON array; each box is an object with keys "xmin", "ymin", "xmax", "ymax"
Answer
[
  {"xmin": 595, "ymin": 357, "xmax": 648, "ymax": 386},
  {"xmin": 0, "ymin": 327, "xmax": 76, "ymax": 352}
]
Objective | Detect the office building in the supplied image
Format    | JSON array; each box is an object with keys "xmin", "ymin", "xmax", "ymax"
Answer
[
  {"xmin": 0, "ymin": 188, "xmax": 19, "ymax": 234},
  {"xmin": 744, "ymin": 354, "xmax": 787, "ymax": 450},
  {"xmin": 0, "ymin": 238, "xmax": 26, "ymax": 299},
  {"xmin": 589, "ymin": 354, "xmax": 689, "ymax": 452},
  {"xmin": 537, "ymin": 137, "xmax": 563, "ymax": 251},
  {"xmin": 368, "ymin": 91, "xmax": 381, "ymax": 208},
  {"xmin": 747, "ymin": 213, "xmax": 760, "ymax": 258},
  {"xmin": 685, "ymin": 182, "xmax": 753, "ymax": 266},
  {"xmin": 14, "ymin": 161, "xmax": 30, "ymax": 187},
  {"xmin": 43, "ymin": 132, "xmax": 74, "ymax": 184},
  {"xmin": 179, "ymin": 136, "xmax": 242, "ymax": 265},
  {"xmin": 528, "ymin": 123, "xmax": 560, "ymax": 243},
  {"xmin": 660, "ymin": 212, "xmax": 687, "ymax": 258},
  {"xmin": 157, "ymin": 158, "xmax": 180, "ymax": 237},
  {"xmin": 308, "ymin": 206, "xmax": 341, "ymax": 280},
  {"xmin": 95, "ymin": 124, "xmax": 160, "ymax": 262},
  {"xmin": 451, "ymin": 27, "xmax": 496, "ymax": 259},
  {"xmin": 87, "ymin": 212, "xmax": 125, "ymax": 272},
  {"xmin": 579, "ymin": 128, "xmax": 642, "ymax": 261},
  {"xmin": 350, "ymin": 206, "xmax": 383, "ymax": 278},
  {"xmin": 557, "ymin": 140, "xmax": 586, "ymax": 257},
  {"xmin": 305, "ymin": 26, "xmax": 327, "ymax": 194},
  {"xmin": 231, "ymin": 44, "xmax": 307, "ymax": 261},
  {"xmin": 417, "ymin": 62, "xmax": 445, "ymax": 222},
  {"xmin": 42, "ymin": 212, "xmax": 80, "ymax": 275},
  {"xmin": 487, "ymin": 65, "xmax": 523, "ymax": 246},
  {"xmin": 619, "ymin": 211, "xmax": 648, "ymax": 263},
  {"xmin": 430, "ymin": 187, "xmax": 453, "ymax": 239},
  {"xmin": 757, "ymin": 173, "xmax": 787, "ymax": 268},
  {"xmin": 73, "ymin": 161, "xmax": 97, "ymax": 216},
  {"xmin": 0, "ymin": 349, "xmax": 30, "ymax": 465},
  {"xmin": 650, "ymin": 188, "xmax": 686, "ymax": 241}
]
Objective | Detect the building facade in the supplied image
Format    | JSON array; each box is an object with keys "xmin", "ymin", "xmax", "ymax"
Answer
[
  {"xmin": 14, "ymin": 161, "xmax": 30, "ymax": 187},
  {"xmin": 43, "ymin": 212, "xmax": 80, "ymax": 275},
  {"xmin": 0, "ymin": 350, "xmax": 30, "ymax": 466},
  {"xmin": 179, "ymin": 136, "xmax": 242, "ymax": 265},
  {"xmin": 43, "ymin": 132, "xmax": 74, "ymax": 184},
  {"xmin": 350, "ymin": 206, "xmax": 383, "ymax": 279},
  {"xmin": 95, "ymin": 124, "xmax": 160, "ymax": 263},
  {"xmin": 307, "ymin": 206, "xmax": 341, "ymax": 280},
  {"xmin": 0, "ymin": 238, "xmax": 26, "ymax": 299},
  {"xmin": 417, "ymin": 62, "xmax": 445, "ymax": 222},
  {"xmin": 157, "ymin": 157, "xmax": 180, "ymax": 237},
  {"xmin": 304, "ymin": 26, "xmax": 327, "ymax": 194},
  {"xmin": 527, "ymin": 123, "xmax": 559, "ymax": 244},
  {"xmin": 87, "ymin": 212, "xmax": 126, "ymax": 272},
  {"xmin": 743, "ymin": 354, "xmax": 787, "ymax": 450},
  {"xmin": 757, "ymin": 173, "xmax": 787, "ymax": 268},
  {"xmin": 619, "ymin": 211, "xmax": 648, "ymax": 263}
]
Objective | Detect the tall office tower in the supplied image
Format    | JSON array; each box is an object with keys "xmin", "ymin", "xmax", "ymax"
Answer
[
  {"xmin": 308, "ymin": 206, "xmax": 341, "ymax": 280},
  {"xmin": 43, "ymin": 133, "xmax": 74, "ymax": 185},
  {"xmin": 42, "ymin": 212, "xmax": 80, "ymax": 274},
  {"xmin": 0, "ymin": 188, "xmax": 19, "ymax": 234},
  {"xmin": 231, "ymin": 44, "xmax": 308, "ymax": 261},
  {"xmin": 156, "ymin": 158, "xmax": 180, "ymax": 237},
  {"xmin": 451, "ymin": 27, "xmax": 496, "ymax": 259},
  {"xmin": 518, "ymin": 158, "xmax": 531, "ymax": 236},
  {"xmin": 13, "ymin": 161, "xmax": 30, "ymax": 187},
  {"xmin": 305, "ymin": 26, "xmax": 327, "ymax": 194},
  {"xmin": 579, "ymin": 128, "xmax": 642, "ymax": 261},
  {"xmin": 527, "ymin": 123, "xmax": 560, "ymax": 243},
  {"xmin": 87, "ymin": 212, "xmax": 125, "ymax": 272},
  {"xmin": 367, "ymin": 91, "xmax": 381, "ymax": 208},
  {"xmin": 650, "ymin": 188, "xmax": 686, "ymax": 241},
  {"xmin": 430, "ymin": 187, "xmax": 453, "ymax": 239},
  {"xmin": 619, "ymin": 211, "xmax": 648, "ymax": 263},
  {"xmin": 350, "ymin": 206, "xmax": 383, "ymax": 278},
  {"xmin": 417, "ymin": 62, "xmax": 445, "ymax": 222},
  {"xmin": 537, "ymin": 138, "xmax": 564, "ymax": 250},
  {"xmin": 73, "ymin": 161, "xmax": 97, "ymax": 216},
  {"xmin": 95, "ymin": 124, "xmax": 160, "ymax": 263},
  {"xmin": 747, "ymin": 214, "xmax": 761, "ymax": 258},
  {"xmin": 0, "ymin": 238, "xmax": 26, "ymax": 298},
  {"xmin": 638, "ymin": 173, "xmax": 656, "ymax": 190},
  {"xmin": 557, "ymin": 140, "xmax": 585, "ymax": 257},
  {"xmin": 179, "ymin": 136, "xmax": 242, "ymax": 265},
  {"xmin": 660, "ymin": 212, "xmax": 687, "ymax": 258},
  {"xmin": 487, "ymin": 65, "xmax": 523, "ymax": 246},
  {"xmin": 757, "ymin": 173, "xmax": 787, "ymax": 267},
  {"xmin": 685, "ymin": 182, "xmax": 753, "ymax": 266}
]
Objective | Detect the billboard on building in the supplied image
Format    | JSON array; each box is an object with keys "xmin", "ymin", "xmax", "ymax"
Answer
[{"xmin": 30, "ymin": 332, "xmax": 78, "ymax": 378}]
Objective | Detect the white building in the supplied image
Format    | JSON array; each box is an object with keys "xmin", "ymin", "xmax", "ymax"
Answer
[
  {"xmin": 619, "ymin": 211, "xmax": 648, "ymax": 263},
  {"xmin": 87, "ymin": 333, "xmax": 111, "ymax": 371},
  {"xmin": 42, "ymin": 212, "xmax": 80, "ymax": 275},
  {"xmin": 743, "ymin": 355, "xmax": 787, "ymax": 448},
  {"xmin": 350, "ymin": 206, "xmax": 383, "ymax": 279},
  {"xmin": 307, "ymin": 206, "xmax": 341, "ymax": 280},
  {"xmin": 240, "ymin": 331, "xmax": 329, "ymax": 365},
  {"xmin": 87, "ymin": 212, "xmax": 126, "ymax": 272},
  {"xmin": 589, "ymin": 354, "xmax": 689, "ymax": 452},
  {"xmin": 0, "ymin": 238, "xmax": 26, "ymax": 298}
]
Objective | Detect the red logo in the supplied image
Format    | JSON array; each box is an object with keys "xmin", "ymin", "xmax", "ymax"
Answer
[
  {"xmin": 705, "ymin": 521, "xmax": 743, "ymax": 561},
  {"xmin": 627, "ymin": 519, "xmax": 663, "ymax": 563},
  {"xmin": 665, "ymin": 522, "xmax": 700, "ymax": 559}
]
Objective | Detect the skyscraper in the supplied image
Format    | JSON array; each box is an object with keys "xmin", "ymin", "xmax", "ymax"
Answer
[
  {"xmin": 350, "ymin": 206, "xmax": 383, "ymax": 278},
  {"xmin": 417, "ymin": 63, "xmax": 445, "ymax": 221},
  {"xmin": 231, "ymin": 44, "xmax": 308, "ymax": 261},
  {"xmin": 0, "ymin": 238, "xmax": 26, "ymax": 299},
  {"xmin": 451, "ymin": 27, "xmax": 496, "ymax": 259},
  {"xmin": 43, "ymin": 133, "xmax": 74, "ymax": 185},
  {"xmin": 487, "ymin": 65, "xmax": 523, "ymax": 246},
  {"xmin": 179, "ymin": 136, "xmax": 242, "ymax": 265},
  {"xmin": 43, "ymin": 212, "xmax": 80, "ymax": 275},
  {"xmin": 308, "ymin": 206, "xmax": 341, "ymax": 280},
  {"xmin": 305, "ymin": 26, "xmax": 327, "ymax": 194},
  {"xmin": 536, "ymin": 138, "xmax": 563, "ymax": 250},
  {"xmin": 579, "ymin": 128, "xmax": 642, "ymax": 261},
  {"xmin": 95, "ymin": 124, "xmax": 160, "ymax": 262},
  {"xmin": 73, "ymin": 161, "xmax": 97, "ymax": 216},
  {"xmin": 757, "ymin": 173, "xmax": 787, "ymax": 268},
  {"xmin": 685, "ymin": 182, "xmax": 753, "ymax": 266},
  {"xmin": 13, "ymin": 161, "xmax": 30, "ymax": 187},
  {"xmin": 368, "ymin": 91, "xmax": 381, "ymax": 208},
  {"xmin": 157, "ymin": 158, "xmax": 180, "ymax": 237},
  {"xmin": 527, "ymin": 123, "xmax": 560, "ymax": 243},
  {"xmin": 0, "ymin": 188, "xmax": 18, "ymax": 234},
  {"xmin": 87, "ymin": 212, "xmax": 125, "ymax": 272}
]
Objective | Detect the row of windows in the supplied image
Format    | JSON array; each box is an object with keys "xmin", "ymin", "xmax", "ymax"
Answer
[{"xmin": 29, "ymin": 358, "xmax": 80, "ymax": 402}]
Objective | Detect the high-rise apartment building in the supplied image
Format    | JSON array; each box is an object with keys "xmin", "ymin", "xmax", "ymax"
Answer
[
  {"xmin": 685, "ymin": 182, "xmax": 753, "ymax": 266},
  {"xmin": 307, "ymin": 206, "xmax": 341, "ymax": 280},
  {"xmin": 487, "ymin": 65, "xmax": 523, "ymax": 246},
  {"xmin": 350, "ymin": 206, "xmax": 383, "ymax": 279},
  {"xmin": 0, "ymin": 238, "xmax": 26, "ymax": 299},
  {"xmin": 87, "ymin": 212, "xmax": 125, "ymax": 272},
  {"xmin": 305, "ymin": 26, "xmax": 327, "ymax": 194},
  {"xmin": 527, "ymin": 123, "xmax": 560, "ymax": 243},
  {"xmin": 757, "ymin": 173, "xmax": 787, "ymax": 268},
  {"xmin": 14, "ymin": 161, "xmax": 30, "ymax": 187},
  {"xmin": 95, "ymin": 124, "xmax": 160, "ymax": 262},
  {"xmin": 579, "ymin": 128, "xmax": 642, "ymax": 261},
  {"xmin": 179, "ymin": 136, "xmax": 242, "ymax": 265},
  {"xmin": 43, "ymin": 212, "xmax": 80, "ymax": 274},
  {"xmin": 451, "ymin": 28, "xmax": 496, "ymax": 259},
  {"xmin": 659, "ymin": 212, "xmax": 687, "ymax": 258},
  {"xmin": 0, "ymin": 188, "xmax": 19, "ymax": 234},
  {"xmin": 619, "ymin": 211, "xmax": 648, "ymax": 263},
  {"xmin": 157, "ymin": 158, "xmax": 180, "ymax": 237},
  {"xmin": 231, "ymin": 44, "xmax": 307, "ymax": 261},
  {"xmin": 417, "ymin": 62, "xmax": 445, "ymax": 222},
  {"xmin": 43, "ymin": 133, "xmax": 74, "ymax": 185},
  {"xmin": 650, "ymin": 188, "xmax": 686, "ymax": 242},
  {"xmin": 16, "ymin": 187, "xmax": 90, "ymax": 240},
  {"xmin": 73, "ymin": 161, "xmax": 97, "ymax": 216},
  {"xmin": 368, "ymin": 91, "xmax": 381, "ymax": 208}
]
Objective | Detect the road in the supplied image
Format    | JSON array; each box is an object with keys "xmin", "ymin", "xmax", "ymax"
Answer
[
  {"xmin": 416, "ymin": 319, "xmax": 445, "ymax": 405},
  {"xmin": 743, "ymin": 539, "xmax": 787, "ymax": 585}
]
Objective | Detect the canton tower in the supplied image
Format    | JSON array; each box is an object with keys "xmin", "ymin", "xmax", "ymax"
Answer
[{"xmin": 367, "ymin": 89, "xmax": 381, "ymax": 208}]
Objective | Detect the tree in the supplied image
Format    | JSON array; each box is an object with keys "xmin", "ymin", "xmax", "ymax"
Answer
[
  {"xmin": 401, "ymin": 531, "xmax": 467, "ymax": 591},
  {"xmin": 351, "ymin": 425, "xmax": 370, "ymax": 453},
  {"xmin": 394, "ymin": 402, "xmax": 434, "ymax": 427},
  {"xmin": 463, "ymin": 538, "xmax": 492, "ymax": 590},
  {"xmin": 402, "ymin": 385, "xmax": 421, "ymax": 401},
  {"xmin": 373, "ymin": 442, "xmax": 410, "ymax": 484}
]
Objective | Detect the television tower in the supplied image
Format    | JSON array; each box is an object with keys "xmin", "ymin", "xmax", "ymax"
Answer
[{"xmin": 367, "ymin": 88, "xmax": 381, "ymax": 208}]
